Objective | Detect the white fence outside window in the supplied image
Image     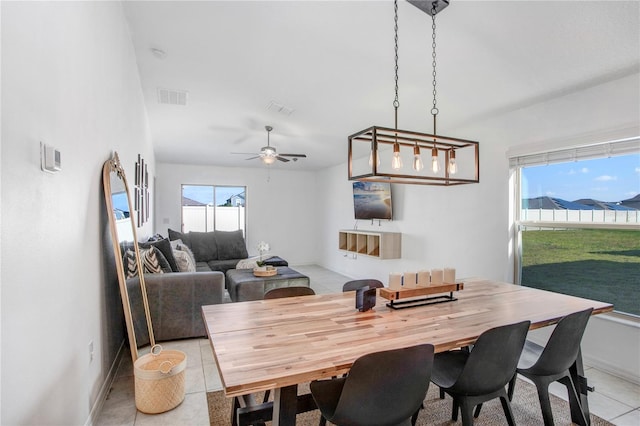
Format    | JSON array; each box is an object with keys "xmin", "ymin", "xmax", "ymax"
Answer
[
  {"xmin": 521, "ymin": 209, "xmax": 639, "ymax": 224},
  {"xmin": 182, "ymin": 206, "xmax": 246, "ymax": 233}
]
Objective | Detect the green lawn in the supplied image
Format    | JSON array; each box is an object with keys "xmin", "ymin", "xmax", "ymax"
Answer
[{"xmin": 521, "ymin": 228, "xmax": 640, "ymax": 316}]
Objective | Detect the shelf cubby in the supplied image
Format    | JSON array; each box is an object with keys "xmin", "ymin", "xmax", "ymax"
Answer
[{"xmin": 338, "ymin": 230, "xmax": 401, "ymax": 259}]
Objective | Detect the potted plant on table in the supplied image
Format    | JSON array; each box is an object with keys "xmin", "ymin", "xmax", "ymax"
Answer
[{"xmin": 254, "ymin": 241, "xmax": 276, "ymax": 275}]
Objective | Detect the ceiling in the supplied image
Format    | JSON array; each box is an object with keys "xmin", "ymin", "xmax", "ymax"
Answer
[{"xmin": 122, "ymin": 1, "xmax": 640, "ymax": 171}]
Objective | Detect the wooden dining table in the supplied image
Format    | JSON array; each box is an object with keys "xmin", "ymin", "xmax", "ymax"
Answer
[{"xmin": 202, "ymin": 277, "xmax": 613, "ymax": 426}]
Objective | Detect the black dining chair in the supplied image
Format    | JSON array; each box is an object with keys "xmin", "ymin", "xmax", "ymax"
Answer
[
  {"xmin": 263, "ymin": 286, "xmax": 316, "ymax": 299},
  {"xmin": 310, "ymin": 344, "xmax": 435, "ymax": 426},
  {"xmin": 342, "ymin": 279, "xmax": 384, "ymax": 292},
  {"xmin": 431, "ymin": 320, "xmax": 531, "ymax": 426},
  {"xmin": 507, "ymin": 308, "xmax": 594, "ymax": 426}
]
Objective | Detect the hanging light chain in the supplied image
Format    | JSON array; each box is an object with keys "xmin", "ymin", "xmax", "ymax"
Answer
[
  {"xmin": 393, "ymin": 0, "xmax": 400, "ymax": 130},
  {"xmin": 431, "ymin": 1, "xmax": 438, "ymax": 135}
]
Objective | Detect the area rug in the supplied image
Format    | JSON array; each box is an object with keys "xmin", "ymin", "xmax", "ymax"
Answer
[{"xmin": 207, "ymin": 379, "xmax": 613, "ymax": 425}]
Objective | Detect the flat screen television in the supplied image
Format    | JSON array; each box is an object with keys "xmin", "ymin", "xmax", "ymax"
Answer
[{"xmin": 353, "ymin": 181, "xmax": 393, "ymax": 220}]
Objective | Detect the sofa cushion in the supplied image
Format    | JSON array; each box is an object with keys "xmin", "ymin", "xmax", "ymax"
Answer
[
  {"xmin": 140, "ymin": 238, "xmax": 179, "ymax": 272},
  {"xmin": 214, "ymin": 230, "xmax": 249, "ymax": 260},
  {"xmin": 206, "ymin": 259, "xmax": 242, "ymax": 273},
  {"xmin": 195, "ymin": 261, "xmax": 214, "ymax": 272},
  {"xmin": 188, "ymin": 231, "xmax": 219, "ymax": 262}
]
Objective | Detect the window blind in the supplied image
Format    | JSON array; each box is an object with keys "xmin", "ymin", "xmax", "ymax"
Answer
[{"xmin": 508, "ymin": 137, "xmax": 639, "ymax": 168}]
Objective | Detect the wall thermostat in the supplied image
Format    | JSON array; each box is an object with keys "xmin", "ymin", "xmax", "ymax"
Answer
[{"xmin": 41, "ymin": 142, "xmax": 61, "ymax": 173}]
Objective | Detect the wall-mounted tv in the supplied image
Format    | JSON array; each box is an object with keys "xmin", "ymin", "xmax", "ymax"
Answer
[{"xmin": 353, "ymin": 181, "xmax": 393, "ymax": 220}]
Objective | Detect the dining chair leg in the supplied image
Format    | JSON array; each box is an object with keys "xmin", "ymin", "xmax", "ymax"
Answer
[
  {"xmin": 231, "ymin": 397, "xmax": 240, "ymax": 426},
  {"xmin": 499, "ymin": 394, "xmax": 517, "ymax": 426},
  {"xmin": 507, "ymin": 373, "xmax": 517, "ymax": 401},
  {"xmin": 531, "ymin": 377, "xmax": 556, "ymax": 426},
  {"xmin": 439, "ymin": 387, "xmax": 445, "ymax": 399},
  {"xmin": 318, "ymin": 416, "xmax": 327, "ymax": 426},
  {"xmin": 559, "ymin": 375, "xmax": 588, "ymax": 426},
  {"xmin": 459, "ymin": 399, "xmax": 474, "ymax": 426},
  {"xmin": 451, "ymin": 398, "xmax": 460, "ymax": 421},
  {"xmin": 411, "ymin": 405, "xmax": 422, "ymax": 425},
  {"xmin": 473, "ymin": 403, "xmax": 483, "ymax": 418}
]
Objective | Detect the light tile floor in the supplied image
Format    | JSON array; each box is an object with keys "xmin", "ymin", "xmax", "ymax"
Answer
[{"xmin": 96, "ymin": 265, "xmax": 640, "ymax": 426}]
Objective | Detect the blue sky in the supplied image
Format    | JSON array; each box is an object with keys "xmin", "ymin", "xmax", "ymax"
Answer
[
  {"xmin": 521, "ymin": 153, "xmax": 640, "ymax": 202},
  {"xmin": 182, "ymin": 185, "xmax": 245, "ymax": 205}
]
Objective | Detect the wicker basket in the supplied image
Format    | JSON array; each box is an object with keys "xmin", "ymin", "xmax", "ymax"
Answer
[{"xmin": 134, "ymin": 345, "xmax": 187, "ymax": 414}]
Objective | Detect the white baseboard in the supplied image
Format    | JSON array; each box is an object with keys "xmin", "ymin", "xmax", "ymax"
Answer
[
  {"xmin": 85, "ymin": 341, "xmax": 126, "ymax": 426},
  {"xmin": 583, "ymin": 353, "xmax": 640, "ymax": 386}
]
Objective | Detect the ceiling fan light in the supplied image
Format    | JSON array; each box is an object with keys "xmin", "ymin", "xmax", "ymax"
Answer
[
  {"xmin": 261, "ymin": 155, "xmax": 276, "ymax": 165},
  {"xmin": 262, "ymin": 146, "xmax": 276, "ymax": 156}
]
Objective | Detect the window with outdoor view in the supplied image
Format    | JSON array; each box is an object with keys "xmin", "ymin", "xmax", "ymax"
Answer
[
  {"xmin": 181, "ymin": 185, "xmax": 246, "ymax": 235},
  {"xmin": 512, "ymin": 141, "xmax": 640, "ymax": 317}
]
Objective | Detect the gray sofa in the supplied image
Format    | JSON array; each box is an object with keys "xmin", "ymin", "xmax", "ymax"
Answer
[
  {"xmin": 122, "ymin": 229, "xmax": 249, "ymax": 346},
  {"xmin": 127, "ymin": 272, "xmax": 224, "ymax": 347},
  {"xmin": 168, "ymin": 228, "xmax": 249, "ymax": 274}
]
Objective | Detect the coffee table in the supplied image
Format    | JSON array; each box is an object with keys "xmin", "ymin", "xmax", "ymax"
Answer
[{"xmin": 226, "ymin": 267, "xmax": 310, "ymax": 302}]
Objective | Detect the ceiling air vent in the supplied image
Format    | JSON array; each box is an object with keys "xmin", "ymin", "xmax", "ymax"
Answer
[
  {"xmin": 157, "ymin": 88, "xmax": 188, "ymax": 106},
  {"xmin": 266, "ymin": 100, "xmax": 294, "ymax": 116}
]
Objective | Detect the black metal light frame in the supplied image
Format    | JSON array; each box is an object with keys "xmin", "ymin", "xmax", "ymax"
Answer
[{"xmin": 348, "ymin": 126, "xmax": 479, "ymax": 186}]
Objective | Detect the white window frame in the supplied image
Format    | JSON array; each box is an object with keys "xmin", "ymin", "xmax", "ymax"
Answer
[{"xmin": 508, "ymin": 135, "xmax": 640, "ymax": 307}]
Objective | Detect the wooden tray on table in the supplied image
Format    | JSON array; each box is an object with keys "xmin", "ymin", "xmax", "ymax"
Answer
[
  {"xmin": 253, "ymin": 267, "xmax": 277, "ymax": 277},
  {"xmin": 379, "ymin": 282, "xmax": 464, "ymax": 309}
]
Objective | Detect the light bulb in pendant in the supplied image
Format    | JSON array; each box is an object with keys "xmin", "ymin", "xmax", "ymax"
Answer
[
  {"xmin": 412, "ymin": 144, "xmax": 423, "ymax": 171},
  {"xmin": 448, "ymin": 149, "xmax": 457, "ymax": 174},
  {"xmin": 431, "ymin": 146, "xmax": 440, "ymax": 173},
  {"xmin": 392, "ymin": 142, "xmax": 403, "ymax": 170}
]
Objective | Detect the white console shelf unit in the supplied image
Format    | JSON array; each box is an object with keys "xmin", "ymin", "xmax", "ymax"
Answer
[{"xmin": 338, "ymin": 230, "xmax": 401, "ymax": 259}]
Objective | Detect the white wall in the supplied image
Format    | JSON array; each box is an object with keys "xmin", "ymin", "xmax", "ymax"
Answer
[
  {"xmin": 1, "ymin": 2, "xmax": 153, "ymax": 424},
  {"xmin": 155, "ymin": 163, "xmax": 320, "ymax": 265}
]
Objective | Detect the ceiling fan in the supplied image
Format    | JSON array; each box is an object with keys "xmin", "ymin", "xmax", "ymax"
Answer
[{"xmin": 232, "ymin": 126, "xmax": 307, "ymax": 164}]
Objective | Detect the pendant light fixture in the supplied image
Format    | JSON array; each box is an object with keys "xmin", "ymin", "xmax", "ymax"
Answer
[{"xmin": 347, "ymin": 0, "xmax": 479, "ymax": 186}]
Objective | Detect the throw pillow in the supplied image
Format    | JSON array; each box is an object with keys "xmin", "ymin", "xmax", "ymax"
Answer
[
  {"xmin": 123, "ymin": 247, "xmax": 165, "ymax": 278},
  {"xmin": 172, "ymin": 249, "xmax": 196, "ymax": 272},
  {"xmin": 214, "ymin": 230, "xmax": 249, "ymax": 260},
  {"xmin": 236, "ymin": 256, "xmax": 260, "ymax": 269},
  {"xmin": 168, "ymin": 228, "xmax": 191, "ymax": 247},
  {"xmin": 188, "ymin": 231, "xmax": 218, "ymax": 262},
  {"xmin": 140, "ymin": 238, "xmax": 179, "ymax": 272},
  {"xmin": 170, "ymin": 239, "xmax": 197, "ymax": 266}
]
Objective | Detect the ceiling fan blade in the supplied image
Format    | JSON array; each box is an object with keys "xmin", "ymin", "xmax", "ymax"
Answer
[
  {"xmin": 279, "ymin": 153, "xmax": 307, "ymax": 158},
  {"xmin": 231, "ymin": 152, "xmax": 259, "ymax": 155},
  {"xmin": 276, "ymin": 156, "xmax": 290, "ymax": 162},
  {"xmin": 232, "ymin": 134, "xmax": 251, "ymax": 145},
  {"xmin": 245, "ymin": 156, "xmax": 260, "ymax": 161}
]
